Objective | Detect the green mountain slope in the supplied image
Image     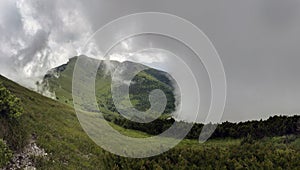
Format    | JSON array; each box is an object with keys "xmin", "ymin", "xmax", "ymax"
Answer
[
  {"xmin": 41, "ymin": 56, "xmax": 177, "ymax": 118},
  {"xmin": 0, "ymin": 75, "xmax": 300, "ymax": 169}
]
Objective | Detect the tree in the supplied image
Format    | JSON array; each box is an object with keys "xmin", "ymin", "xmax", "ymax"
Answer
[
  {"xmin": 297, "ymin": 119, "xmax": 300, "ymax": 135},
  {"xmin": 0, "ymin": 83, "xmax": 23, "ymax": 119}
]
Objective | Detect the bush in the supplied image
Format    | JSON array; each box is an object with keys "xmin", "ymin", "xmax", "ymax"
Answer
[
  {"xmin": 241, "ymin": 134, "xmax": 255, "ymax": 145},
  {"xmin": 0, "ymin": 139, "xmax": 12, "ymax": 167},
  {"xmin": 0, "ymin": 83, "xmax": 23, "ymax": 119},
  {"xmin": 0, "ymin": 83, "xmax": 28, "ymax": 151}
]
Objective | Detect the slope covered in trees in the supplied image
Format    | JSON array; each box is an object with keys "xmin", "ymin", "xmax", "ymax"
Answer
[{"xmin": 111, "ymin": 112, "xmax": 300, "ymax": 140}]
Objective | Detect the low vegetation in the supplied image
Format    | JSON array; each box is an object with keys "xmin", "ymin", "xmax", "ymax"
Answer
[
  {"xmin": 0, "ymin": 139, "xmax": 12, "ymax": 167},
  {"xmin": 0, "ymin": 83, "xmax": 28, "ymax": 152},
  {"xmin": 0, "ymin": 83, "xmax": 28, "ymax": 166},
  {"xmin": 0, "ymin": 74, "xmax": 299, "ymax": 169}
]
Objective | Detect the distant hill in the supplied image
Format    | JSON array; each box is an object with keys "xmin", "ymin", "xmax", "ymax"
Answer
[{"xmin": 40, "ymin": 56, "xmax": 177, "ymax": 120}]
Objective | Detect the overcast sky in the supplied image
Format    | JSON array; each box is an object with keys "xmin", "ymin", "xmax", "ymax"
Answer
[{"xmin": 1, "ymin": 0, "xmax": 300, "ymax": 122}]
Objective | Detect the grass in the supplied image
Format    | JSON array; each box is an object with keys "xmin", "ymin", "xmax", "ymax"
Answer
[
  {"xmin": 1, "ymin": 74, "xmax": 299, "ymax": 169},
  {"xmin": 291, "ymin": 137, "xmax": 300, "ymax": 150},
  {"xmin": 44, "ymin": 56, "xmax": 176, "ymax": 115},
  {"xmin": 0, "ymin": 75, "xmax": 239, "ymax": 169}
]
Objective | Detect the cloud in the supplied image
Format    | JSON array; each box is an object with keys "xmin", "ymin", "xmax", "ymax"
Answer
[
  {"xmin": 0, "ymin": 0, "xmax": 99, "ymax": 88},
  {"xmin": 1, "ymin": 0, "xmax": 300, "ymax": 122}
]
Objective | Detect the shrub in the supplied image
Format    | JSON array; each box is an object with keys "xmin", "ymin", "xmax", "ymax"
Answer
[
  {"xmin": 0, "ymin": 83, "xmax": 28, "ymax": 151},
  {"xmin": 0, "ymin": 139, "xmax": 12, "ymax": 167},
  {"xmin": 241, "ymin": 134, "xmax": 255, "ymax": 145},
  {"xmin": 0, "ymin": 83, "xmax": 23, "ymax": 119}
]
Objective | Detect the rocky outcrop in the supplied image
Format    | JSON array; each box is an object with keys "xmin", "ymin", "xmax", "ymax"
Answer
[{"xmin": 2, "ymin": 135, "xmax": 47, "ymax": 170}]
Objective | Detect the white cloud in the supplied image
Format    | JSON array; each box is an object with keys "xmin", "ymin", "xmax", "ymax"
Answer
[{"xmin": 0, "ymin": 0, "xmax": 99, "ymax": 89}]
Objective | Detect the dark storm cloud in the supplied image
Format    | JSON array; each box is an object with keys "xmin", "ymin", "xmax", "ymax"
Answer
[{"xmin": 78, "ymin": 0, "xmax": 300, "ymax": 122}]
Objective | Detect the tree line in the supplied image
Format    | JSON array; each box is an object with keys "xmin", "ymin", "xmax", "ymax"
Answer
[{"xmin": 109, "ymin": 114, "xmax": 300, "ymax": 140}]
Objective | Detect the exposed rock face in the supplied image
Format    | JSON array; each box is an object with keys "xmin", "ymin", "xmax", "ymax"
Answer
[{"xmin": 2, "ymin": 135, "xmax": 47, "ymax": 170}]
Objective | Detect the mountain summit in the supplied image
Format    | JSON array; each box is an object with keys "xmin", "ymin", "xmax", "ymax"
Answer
[{"xmin": 40, "ymin": 56, "xmax": 178, "ymax": 119}]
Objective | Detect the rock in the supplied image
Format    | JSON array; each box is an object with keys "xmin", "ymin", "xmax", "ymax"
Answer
[{"xmin": 1, "ymin": 134, "xmax": 47, "ymax": 170}]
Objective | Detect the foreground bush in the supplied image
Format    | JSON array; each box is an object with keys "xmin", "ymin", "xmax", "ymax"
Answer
[
  {"xmin": 0, "ymin": 83, "xmax": 23, "ymax": 119},
  {"xmin": 0, "ymin": 139, "xmax": 12, "ymax": 167},
  {"xmin": 0, "ymin": 83, "xmax": 28, "ymax": 151}
]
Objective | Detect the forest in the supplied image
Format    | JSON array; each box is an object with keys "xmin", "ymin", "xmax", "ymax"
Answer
[{"xmin": 110, "ymin": 113, "xmax": 300, "ymax": 140}]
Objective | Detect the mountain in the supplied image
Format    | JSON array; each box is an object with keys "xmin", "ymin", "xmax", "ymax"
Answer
[{"xmin": 40, "ymin": 56, "xmax": 177, "ymax": 120}]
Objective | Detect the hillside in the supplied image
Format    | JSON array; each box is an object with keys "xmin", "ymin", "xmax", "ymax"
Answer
[
  {"xmin": 0, "ymin": 75, "xmax": 300, "ymax": 169},
  {"xmin": 41, "ymin": 56, "xmax": 177, "ymax": 119},
  {"xmin": 40, "ymin": 57, "xmax": 300, "ymax": 141}
]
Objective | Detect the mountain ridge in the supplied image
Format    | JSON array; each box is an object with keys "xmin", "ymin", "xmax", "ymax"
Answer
[{"xmin": 41, "ymin": 56, "xmax": 178, "ymax": 119}]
